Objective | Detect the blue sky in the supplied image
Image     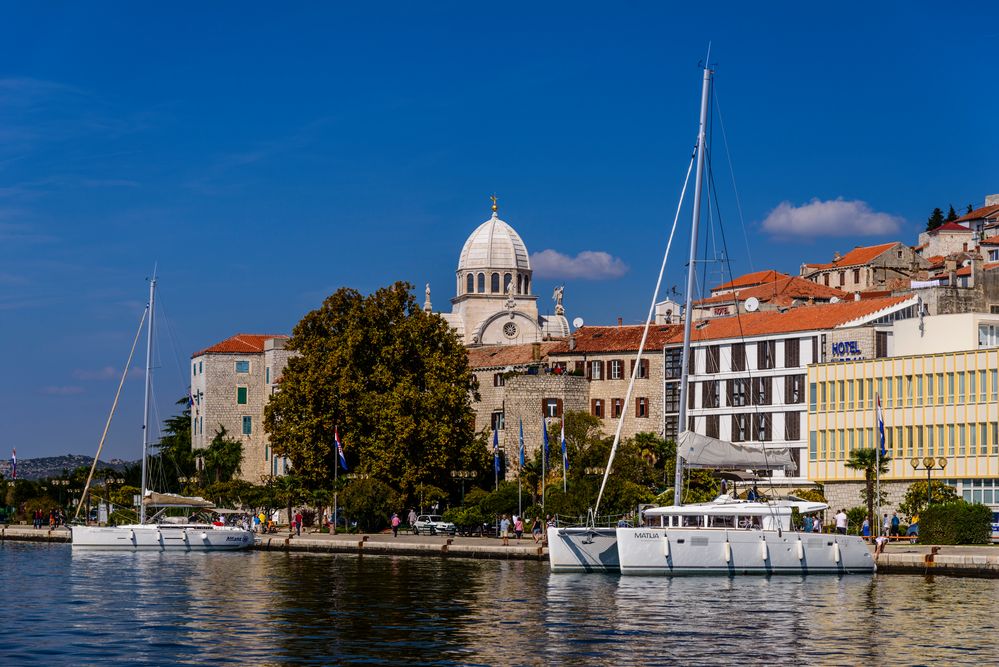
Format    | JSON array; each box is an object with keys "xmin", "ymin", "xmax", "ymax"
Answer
[{"xmin": 2, "ymin": 3, "xmax": 997, "ymax": 460}]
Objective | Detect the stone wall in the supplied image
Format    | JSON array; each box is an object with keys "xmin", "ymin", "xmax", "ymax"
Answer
[
  {"xmin": 503, "ymin": 375, "xmax": 589, "ymax": 462},
  {"xmin": 822, "ymin": 480, "xmax": 910, "ymax": 519},
  {"xmin": 826, "ymin": 327, "xmax": 876, "ymax": 362}
]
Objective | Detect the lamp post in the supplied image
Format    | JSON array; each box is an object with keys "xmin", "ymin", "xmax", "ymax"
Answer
[
  {"xmin": 911, "ymin": 456, "xmax": 948, "ymax": 509},
  {"xmin": 450, "ymin": 470, "xmax": 477, "ymax": 506}
]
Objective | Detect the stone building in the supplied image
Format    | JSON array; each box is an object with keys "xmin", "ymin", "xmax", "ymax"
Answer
[
  {"xmin": 691, "ymin": 270, "xmax": 848, "ymax": 320},
  {"xmin": 800, "ymin": 242, "xmax": 929, "ymax": 292},
  {"xmin": 190, "ymin": 334, "xmax": 292, "ymax": 482},
  {"xmin": 915, "ymin": 222, "xmax": 975, "ymax": 259}
]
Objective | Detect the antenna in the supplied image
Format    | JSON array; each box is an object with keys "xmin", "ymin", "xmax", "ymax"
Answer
[
  {"xmin": 744, "ymin": 296, "xmax": 760, "ymax": 312},
  {"xmin": 572, "ymin": 317, "xmax": 584, "ymax": 330}
]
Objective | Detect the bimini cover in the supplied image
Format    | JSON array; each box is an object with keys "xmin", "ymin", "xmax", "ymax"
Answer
[
  {"xmin": 677, "ymin": 431, "xmax": 796, "ymax": 472},
  {"xmin": 142, "ymin": 491, "xmax": 215, "ymax": 508}
]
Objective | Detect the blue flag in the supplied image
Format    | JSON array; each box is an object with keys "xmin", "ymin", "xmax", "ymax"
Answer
[
  {"xmin": 518, "ymin": 419, "xmax": 525, "ymax": 468},
  {"xmin": 335, "ymin": 427, "xmax": 348, "ymax": 471},
  {"xmin": 493, "ymin": 428, "xmax": 500, "ymax": 473},
  {"xmin": 542, "ymin": 419, "xmax": 550, "ymax": 460},
  {"xmin": 560, "ymin": 419, "xmax": 569, "ymax": 472},
  {"xmin": 876, "ymin": 394, "xmax": 887, "ymax": 458}
]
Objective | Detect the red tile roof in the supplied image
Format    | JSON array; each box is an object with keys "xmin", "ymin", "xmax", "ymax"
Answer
[
  {"xmin": 550, "ymin": 324, "xmax": 684, "ymax": 354},
  {"xmin": 687, "ymin": 296, "xmax": 914, "ymax": 342},
  {"xmin": 193, "ymin": 333, "xmax": 288, "ymax": 357},
  {"xmin": 710, "ymin": 270, "xmax": 790, "ymax": 293},
  {"xmin": 695, "ymin": 275, "xmax": 847, "ymax": 306},
  {"xmin": 466, "ymin": 342, "xmax": 562, "ymax": 369},
  {"xmin": 929, "ymin": 222, "xmax": 972, "ymax": 234},
  {"xmin": 803, "ymin": 242, "xmax": 899, "ymax": 270},
  {"xmin": 955, "ymin": 204, "xmax": 999, "ymax": 223},
  {"xmin": 979, "ymin": 237, "xmax": 999, "ymax": 246}
]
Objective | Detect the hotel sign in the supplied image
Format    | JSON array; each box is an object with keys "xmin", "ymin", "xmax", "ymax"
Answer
[{"xmin": 831, "ymin": 340, "xmax": 864, "ymax": 360}]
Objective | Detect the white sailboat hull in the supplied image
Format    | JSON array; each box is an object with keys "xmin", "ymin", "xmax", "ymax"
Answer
[
  {"xmin": 71, "ymin": 524, "xmax": 255, "ymax": 551},
  {"xmin": 616, "ymin": 527, "xmax": 875, "ymax": 575},
  {"xmin": 547, "ymin": 527, "xmax": 619, "ymax": 573}
]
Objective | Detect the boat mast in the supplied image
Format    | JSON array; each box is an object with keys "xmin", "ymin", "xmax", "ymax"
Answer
[
  {"xmin": 674, "ymin": 63, "xmax": 712, "ymax": 507},
  {"xmin": 139, "ymin": 274, "xmax": 156, "ymax": 524}
]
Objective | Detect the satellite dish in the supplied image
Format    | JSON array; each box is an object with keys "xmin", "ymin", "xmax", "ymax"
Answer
[
  {"xmin": 572, "ymin": 317, "xmax": 584, "ymax": 330},
  {"xmin": 744, "ymin": 297, "xmax": 760, "ymax": 312},
  {"xmin": 829, "ymin": 296, "xmax": 841, "ymax": 304}
]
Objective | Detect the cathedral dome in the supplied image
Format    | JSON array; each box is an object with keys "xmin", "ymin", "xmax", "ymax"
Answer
[{"xmin": 457, "ymin": 211, "xmax": 531, "ymax": 273}]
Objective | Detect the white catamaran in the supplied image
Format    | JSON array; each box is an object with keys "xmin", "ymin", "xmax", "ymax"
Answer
[{"xmin": 71, "ymin": 276, "xmax": 254, "ymax": 551}]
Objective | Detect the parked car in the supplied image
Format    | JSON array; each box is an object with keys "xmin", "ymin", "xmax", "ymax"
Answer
[{"xmin": 413, "ymin": 514, "xmax": 456, "ymax": 536}]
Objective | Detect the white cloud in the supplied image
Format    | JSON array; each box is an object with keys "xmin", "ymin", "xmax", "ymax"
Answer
[
  {"xmin": 762, "ymin": 198, "xmax": 903, "ymax": 238},
  {"xmin": 531, "ymin": 249, "xmax": 629, "ymax": 280},
  {"xmin": 40, "ymin": 385, "xmax": 84, "ymax": 395}
]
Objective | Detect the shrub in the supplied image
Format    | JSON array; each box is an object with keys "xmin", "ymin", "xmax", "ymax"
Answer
[
  {"xmin": 340, "ymin": 478, "xmax": 399, "ymax": 532},
  {"xmin": 919, "ymin": 501, "xmax": 992, "ymax": 544},
  {"xmin": 443, "ymin": 506, "xmax": 486, "ymax": 533},
  {"xmin": 846, "ymin": 506, "xmax": 868, "ymax": 535}
]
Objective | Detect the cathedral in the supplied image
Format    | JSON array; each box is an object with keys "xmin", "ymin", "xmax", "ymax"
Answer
[{"xmin": 430, "ymin": 198, "xmax": 569, "ymax": 345}]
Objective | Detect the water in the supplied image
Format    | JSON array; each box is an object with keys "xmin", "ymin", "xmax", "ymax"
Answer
[{"xmin": 1, "ymin": 542, "xmax": 996, "ymax": 665}]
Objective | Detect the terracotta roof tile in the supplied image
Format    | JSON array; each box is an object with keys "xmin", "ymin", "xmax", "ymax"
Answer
[
  {"xmin": 803, "ymin": 242, "xmax": 900, "ymax": 270},
  {"xmin": 550, "ymin": 324, "xmax": 684, "ymax": 355},
  {"xmin": 193, "ymin": 333, "xmax": 288, "ymax": 357},
  {"xmin": 466, "ymin": 342, "xmax": 561, "ymax": 369},
  {"xmin": 695, "ymin": 275, "xmax": 847, "ymax": 306},
  {"xmin": 955, "ymin": 204, "xmax": 999, "ymax": 223},
  {"xmin": 979, "ymin": 238, "xmax": 999, "ymax": 246},
  {"xmin": 929, "ymin": 222, "xmax": 972, "ymax": 233},
  {"xmin": 711, "ymin": 270, "xmax": 790, "ymax": 293}
]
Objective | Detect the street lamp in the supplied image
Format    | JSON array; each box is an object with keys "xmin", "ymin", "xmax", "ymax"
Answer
[
  {"xmin": 911, "ymin": 456, "xmax": 948, "ymax": 508},
  {"xmin": 450, "ymin": 470, "xmax": 478, "ymax": 505}
]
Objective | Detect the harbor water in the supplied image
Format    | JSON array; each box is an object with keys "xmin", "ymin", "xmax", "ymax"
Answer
[{"xmin": 1, "ymin": 542, "xmax": 996, "ymax": 665}]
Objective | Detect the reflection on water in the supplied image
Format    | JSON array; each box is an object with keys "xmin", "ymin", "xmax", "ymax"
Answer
[{"xmin": 0, "ymin": 542, "xmax": 995, "ymax": 665}]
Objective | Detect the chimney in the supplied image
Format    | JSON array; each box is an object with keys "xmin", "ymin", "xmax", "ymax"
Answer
[
  {"xmin": 617, "ymin": 317, "xmax": 623, "ymax": 327},
  {"xmin": 854, "ymin": 292, "xmax": 861, "ymax": 301},
  {"xmin": 945, "ymin": 256, "xmax": 958, "ymax": 287},
  {"xmin": 568, "ymin": 336, "xmax": 576, "ymax": 351},
  {"xmin": 833, "ymin": 251, "xmax": 842, "ymax": 262},
  {"xmin": 531, "ymin": 342, "xmax": 541, "ymax": 361}
]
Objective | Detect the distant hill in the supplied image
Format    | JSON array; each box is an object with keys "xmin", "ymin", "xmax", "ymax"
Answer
[{"xmin": 0, "ymin": 455, "xmax": 137, "ymax": 481}]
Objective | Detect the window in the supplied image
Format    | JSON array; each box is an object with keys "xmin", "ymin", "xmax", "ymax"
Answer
[
  {"xmin": 848, "ymin": 381, "xmax": 855, "ymax": 410},
  {"xmin": 491, "ymin": 411, "xmax": 505, "ymax": 431},
  {"xmin": 467, "ymin": 273, "xmax": 474, "ymax": 293},
  {"xmin": 242, "ymin": 416, "xmax": 252, "ymax": 435},
  {"xmin": 235, "ymin": 360, "xmax": 250, "ymax": 373},
  {"xmin": 609, "ymin": 359, "xmax": 624, "ymax": 380},
  {"xmin": 979, "ymin": 323, "xmax": 999, "ymax": 347},
  {"xmin": 503, "ymin": 273, "xmax": 512, "ymax": 293},
  {"xmin": 838, "ymin": 380, "xmax": 846, "ymax": 409},
  {"xmin": 754, "ymin": 413, "xmax": 771, "ymax": 442},
  {"xmin": 636, "ymin": 397, "xmax": 648, "ymax": 418},
  {"xmin": 588, "ymin": 360, "xmax": 604, "ymax": 380},
  {"xmin": 785, "ymin": 411, "xmax": 800, "ymax": 440},
  {"xmin": 706, "ymin": 346, "xmax": 720, "ymax": 374},
  {"xmin": 731, "ymin": 343, "xmax": 746, "ymax": 371},
  {"xmin": 875, "ymin": 331, "xmax": 888, "ymax": 358},
  {"xmin": 757, "ymin": 341, "xmax": 775, "ymax": 369},
  {"xmin": 665, "ymin": 348, "xmax": 682, "ymax": 379},
  {"xmin": 729, "ymin": 378, "xmax": 750, "ymax": 407},
  {"xmin": 937, "ymin": 373, "xmax": 945, "ymax": 405},
  {"xmin": 753, "ymin": 376, "xmax": 772, "ymax": 405},
  {"xmin": 784, "ymin": 339, "xmax": 800, "ymax": 367},
  {"xmin": 591, "ymin": 399, "xmax": 604, "ymax": 418},
  {"xmin": 927, "ymin": 426, "xmax": 935, "ymax": 456},
  {"xmin": 192, "ymin": 362, "xmax": 197, "ymax": 376},
  {"xmin": 809, "ymin": 382, "xmax": 817, "ymax": 411},
  {"xmin": 664, "ymin": 384, "xmax": 680, "ymax": 412},
  {"xmin": 959, "ymin": 373, "xmax": 966, "ymax": 402},
  {"xmin": 824, "ymin": 274, "xmax": 830, "ymax": 286},
  {"xmin": 959, "ymin": 424, "xmax": 966, "ymax": 456},
  {"xmin": 838, "ymin": 271, "xmax": 845, "ymax": 286},
  {"xmin": 948, "ymin": 373, "xmax": 955, "ymax": 399},
  {"xmin": 809, "ymin": 431, "xmax": 817, "ymax": 461},
  {"xmin": 853, "ymin": 268, "xmax": 860, "ymax": 283},
  {"xmin": 611, "ymin": 398, "xmax": 624, "ymax": 418},
  {"xmin": 786, "ymin": 375, "xmax": 804, "ymax": 404},
  {"xmin": 948, "ymin": 424, "xmax": 955, "ymax": 455},
  {"xmin": 705, "ymin": 414, "xmax": 719, "ymax": 438},
  {"xmin": 702, "ymin": 380, "xmax": 720, "ymax": 408},
  {"xmin": 477, "ymin": 273, "xmax": 485, "ymax": 292},
  {"xmin": 732, "ymin": 414, "xmax": 750, "ymax": 442},
  {"xmin": 664, "ymin": 416, "xmax": 679, "ymax": 441},
  {"xmin": 543, "ymin": 398, "xmax": 563, "ymax": 418},
  {"xmin": 237, "ymin": 387, "xmax": 247, "ymax": 404},
  {"xmin": 493, "ymin": 373, "xmax": 505, "ymax": 387},
  {"xmin": 265, "ymin": 366, "xmax": 271, "ymax": 384},
  {"xmin": 631, "ymin": 358, "xmax": 650, "ymax": 379}
]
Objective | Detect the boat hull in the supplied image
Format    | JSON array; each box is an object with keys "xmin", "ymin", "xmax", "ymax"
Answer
[
  {"xmin": 616, "ymin": 528, "xmax": 875, "ymax": 575},
  {"xmin": 547, "ymin": 527, "xmax": 619, "ymax": 573},
  {"xmin": 71, "ymin": 525, "xmax": 255, "ymax": 551}
]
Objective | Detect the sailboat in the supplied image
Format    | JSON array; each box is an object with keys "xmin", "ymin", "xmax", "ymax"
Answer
[{"xmin": 71, "ymin": 276, "xmax": 254, "ymax": 551}]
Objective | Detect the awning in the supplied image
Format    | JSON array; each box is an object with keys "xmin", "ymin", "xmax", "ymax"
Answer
[
  {"xmin": 142, "ymin": 491, "xmax": 215, "ymax": 508},
  {"xmin": 677, "ymin": 431, "xmax": 796, "ymax": 472}
]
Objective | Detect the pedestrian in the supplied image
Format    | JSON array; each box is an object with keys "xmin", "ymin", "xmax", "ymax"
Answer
[
  {"xmin": 391, "ymin": 512, "xmax": 400, "ymax": 538},
  {"xmin": 813, "ymin": 515, "xmax": 821, "ymax": 533},
  {"xmin": 890, "ymin": 512, "xmax": 900, "ymax": 537},
  {"xmin": 861, "ymin": 517, "xmax": 870, "ymax": 540},
  {"xmin": 514, "ymin": 515, "xmax": 524, "ymax": 540},
  {"xmin": 407, "ymin": 508, "xmax": 417, "ymax": 528},
  {"xmin": 294, "ymin": 509, "xmax": 303, "ymax": 536},
  {"xmin": 834, "ymin": 508, "xmax": 848, "ymax": 535},
  {"xmin": 882, "ymin": 513, "xmax": 890, "ymax": 537},
  {"xmin": 258, "ymin": 511, "xmax": 266, "ymax": 533},
  {"xmin": 747, "ymin": 484, "xmax": 758, "ymax": 501},
  {"xmin": 803, "ymin": 514, "xmax": 813, "ymax": 533},
  {"xmin": 499, "ymin": 514, "xmax": 511, "ymax": 546},
  {"xmin": 252, "ymin": 513, "xmax": 261, "ymax": 533},
  {"xmin": 532, "ymin": 516, "xmax": 542, "ymax": 544}
]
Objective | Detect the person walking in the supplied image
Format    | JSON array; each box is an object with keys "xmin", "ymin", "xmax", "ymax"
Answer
[
  {"xmin": 803, "ymin": 514, "xmax": 813, "ymax": 533},
  {"xmin": 391, "ymin": 513, "xmax": 401, "ymax": 537},
  {"xmin": 294, "ymin": 510, "xmax": 303, "ymax": 536},
  {"xmin": 834, "ymin": 509, "xmax": 848, "ymax": 535},
  {"xmin": 499, "ymin": 514, "xmax": 511, "ymax": 546},
  {"xmin": 407, "ymin": 508, "xmax": 417, "ymax": 529},
  {"xmin": 531, "ymin": 516, "xmax": 542, "ymax": 544},
  {"xmin": 514, "ymin": 515, "xmax": 524, "ymax": 540},
  {"xmin": 882, "ymin": 513, "xmax": 891, "ymax": 537},
  {"xmin": 890, "ymin": 512, "xmax": 900, "ymax": 537},
  {"xmin": 813, "ymin": 515, "xmax": 821, "ymax": 533},
  {"xmin": 861, "ymin": 518, "xmax": 870, "ymax": 540}
]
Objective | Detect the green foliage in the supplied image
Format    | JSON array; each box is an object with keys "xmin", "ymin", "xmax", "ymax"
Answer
[
  {"xmin": 443, "ymin": 505, "xmax": 486, "ymax": 532},
  {"xmin": 846, "ymin": 506, "xmax": 868, "ymax": 535},
  {"xmin": 263, "ymin": 282, "xmax": 481, "ymax": 505},
  {"xmin": 154, "ymin": 396, "xmax": 197, "ymax": 487},
  {"xmin": 845, "ymin": 448, "xmax": 890, "ymax": 532},
  {"xmin": 203, "ymin": 425, "xmax": 244, "ymax": 484},
  {"xmin": 340, "ymin": 477, "xmax": 399, "ymax": 532},
  {"xmin": 790, "ymin": 487, "xmax": 827, "ymax": 503},
  {"xmin": 945, "ymin": 205, "xmax": 959, "ymax": 222},
  {"xmin": 920, "ymin": 501, "xmax": 992, "ymax": 544},
  {"xmin": 926, "ymin": 207, "xmax": 945, "ymax": 231},
  {"xmin": 463, "ymin": 487, "xmax": 490, "ymax": 508},
  {"xmin": 898, "ymin": 480, "xmax": 958, "ymax": 521},
  {"xmin": 414, "ymin": 484, "xmax": 448, "ymax": 513},
  {"xmin": 479, "ymin": 481, "xmax": 521, "ymax": 517}
]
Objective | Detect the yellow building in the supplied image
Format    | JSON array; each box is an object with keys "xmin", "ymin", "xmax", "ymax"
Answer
[{"xmin": 808, "ymin": 346, "xmax": 999, "ymax": 515}]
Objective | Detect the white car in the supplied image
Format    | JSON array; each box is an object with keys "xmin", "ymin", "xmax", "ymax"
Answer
[{"xmin": 413, "ymin": 514, "xmax": 456, "ymax": 536}]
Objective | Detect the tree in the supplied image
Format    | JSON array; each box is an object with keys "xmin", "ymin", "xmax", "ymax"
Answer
[
  {"xmin": 897, "ymin": 480, "xmax": 958, "ymax": 521},
  {"xmin": 155, "ymin": 396, "xmax": 197, "ymax": 487},
  {"xmin": 945, "ymin": 205, "xmax": 959, "ymax": 223},
  {"xmin": 844, "ymin": 448, "xmax": 890, "ymax": 533},
  {"xmin": 967, "ymin": 204, "xmax": 974, "ymax": 215},
  {"xmin": 926, "ymin": 207, "xmax": 945, "ymax": 231},
  {"xmin": 340, "ymin": 478, "xmax": 399, "ymax": 532},
  {"xmin": 203, "ymin": 426, "xmax": 243, "ymax": 484},
  {"xmin": 263, "ymin": 282, "xmax": 481, "ymax": 505}
]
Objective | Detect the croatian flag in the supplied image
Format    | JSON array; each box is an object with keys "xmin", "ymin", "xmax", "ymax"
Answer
[
  {"xmin": 335, "ymin": 427, "xmax": 348, "ymax": 471},
  {"xmin": 560, "ymin": 420, "xmax": 569, "ymax": 473},
  {"xmin": 542, "ymin": 418, "xmax": 550, "ymax": 460},
  {"xmin": 518, "ymin": 419, "xmax": 525, "ymax": 468},
  {"xmin": 493, "ymin": 428, "xmax": 500, "ymax": 473},
  {"xmin": 9, "ymin": 448, "xmax": 15, "ymax": 480},
  {"xmin": 876, "ymin": 393, "xmax": 887, "ymax": 458}
]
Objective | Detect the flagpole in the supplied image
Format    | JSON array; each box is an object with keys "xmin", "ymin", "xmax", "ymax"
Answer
[
  {"xmin": 875, "ymin": 392, "xmax": 882, "ymax": 537},
  {"xmin": 518, "ymin": 420, "xmax": 523, "ymax": 517},
  {"xmin": 542, "ymin": 419, "xmax": 547, "ymax": 512},
  {"xmin": 333, "ymin": 447, "xmax": 338, "ymax": 536}
]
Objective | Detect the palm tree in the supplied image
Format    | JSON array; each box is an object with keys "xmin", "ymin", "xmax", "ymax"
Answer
[{"xmin": 845, "ymin": 448, "xmax": 890, "ymax": 534}]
